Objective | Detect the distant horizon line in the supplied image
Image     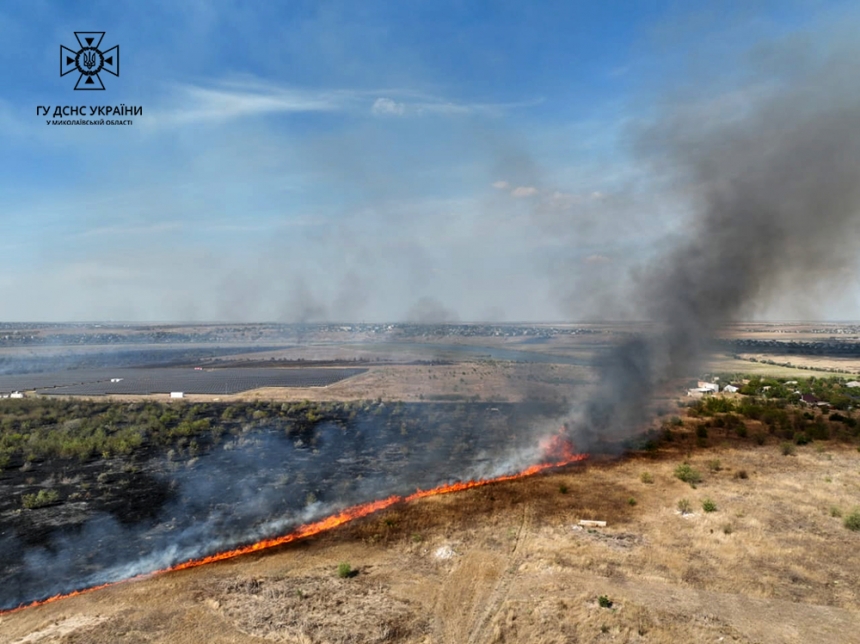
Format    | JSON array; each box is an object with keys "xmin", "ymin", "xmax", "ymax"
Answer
[{"xmin": 2, "ymin": 320, "xmax": 860, "ymax": 326}]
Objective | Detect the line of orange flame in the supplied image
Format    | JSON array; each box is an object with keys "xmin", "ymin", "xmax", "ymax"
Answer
[{"xmin": 0, "ymin": 451, "xmax": 587, "ymax": 617}]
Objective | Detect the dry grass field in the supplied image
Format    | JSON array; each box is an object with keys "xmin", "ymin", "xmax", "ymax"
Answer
[{"xmin": 3, "ymin": 438, "xmax": 859, "ymax": 644}]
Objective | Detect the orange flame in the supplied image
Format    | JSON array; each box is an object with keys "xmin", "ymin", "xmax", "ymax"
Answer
[{"xmin": 0, "ymin": 437, "xmax": 587, "ymax": 616}]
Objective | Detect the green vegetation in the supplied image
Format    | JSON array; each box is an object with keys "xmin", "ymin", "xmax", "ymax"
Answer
[
  {"xmin": 22, "ymin": 488, "xmax": 59, "ymax": 509},
  {"xmin": 0, "ymin": 398, "xmax": 525, "ymax": 469},
  {"xmin": 627, "ymin": 497, "xmax": 637, "ymax": 507},
  {"xmin": 337, "ymin": 562, "xmax": 354, "ymax": 578},
  {"xmin": 844, "ymin": 509, "xmax": 860, "ymax": 532},
  {"xmin": 640, "ymin": 472, "xmax": 654, "ymax": 484},
  {"xmin": 558, "ymin": 484, "xmax": 569, "ymax": 494},
  {"xmin": 781, "ymin": 442, "xmax": 796, "ymax": 456},
  {"xmin": 674, "ymin": 463, "xmax": 702, "ymax": 487},
  {"xmin": 598, "ymin": 595, "xmax": 613, "ymax": 608},
  {"xmin": 677, "ymin": 498, "xmax": 692, "ymax": 514},
  {"xmin": 702, "ymin": 498, "xmax": 717, "ymax": 513}
]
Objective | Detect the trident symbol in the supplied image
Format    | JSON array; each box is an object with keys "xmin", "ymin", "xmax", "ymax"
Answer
[{"xmin": 61, "ymin": 32, "xmax": 119, "ymax": 90}]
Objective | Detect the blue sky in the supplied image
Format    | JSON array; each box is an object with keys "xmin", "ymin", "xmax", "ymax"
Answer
[{"xmin": 1, "ymin": 0, "xmax": 857, "ymax": 321}]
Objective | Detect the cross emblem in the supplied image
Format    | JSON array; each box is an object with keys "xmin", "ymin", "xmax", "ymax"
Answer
[{"xmin": 60, "ymin": 32, "xmax": 119, "ymax": 90}]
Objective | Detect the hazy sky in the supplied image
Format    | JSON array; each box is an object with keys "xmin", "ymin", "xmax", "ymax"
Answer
[{"xmin": 1, "ymin": 0, "xmax": 858, "ymax": 322}]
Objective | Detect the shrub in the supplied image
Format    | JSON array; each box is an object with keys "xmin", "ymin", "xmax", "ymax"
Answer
[
  {"xmin": 628, "ymin": 497, "xmax": 637, "ymax": 507},
  {"xmin": 722, "ymin": 524, "xmax": 733, "ymax": 535},
  {"xmin": 674, "ymin": 463, "xmax": 702, "ymax": 486},
  {"xmin": 702, "ymin": 498, "xmax": 718, "ymax": 513},
  {"xmin": 830, "ymin": 506, "xmax": 842, "ymax": 518},
  {"xmin": 844, "ymin": 509, "xmax": 860, "ymax": 532},
  {"xmin": 733, "ymin": 469, "xmax": 748, "ymax": 480},
  {"xmin": 22, "ymin": 488, "xmax": 59, "ymax": 509},
  {"xmin": 337, "ymin": 562, "xmax": 354, "ymax": 578},
  {"xmin": 640, "ymin": 472, "xmax": 654, "ymax": 484},
  {"xmin": 559, "ymin": 484, "xmax": 569, "ymax": 494},
  {"xmin": 598, "ymin": 595, "xmax": 613, "ymax": 608},
  {"xmin": 781, "ymin": 442, "xmax": 796, "ymax": 456},
  {"xmin": 707, "ymin": 459, "xmax": 722, "ymax": 472},
  {"xmin": 677, "ymin": 498, "xmax": 692, "ymax": 514}
]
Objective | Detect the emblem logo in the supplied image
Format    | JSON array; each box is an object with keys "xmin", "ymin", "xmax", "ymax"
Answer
[{"xmin": 60, "ymin": 32, "xmax": 119, "ymax": 90}]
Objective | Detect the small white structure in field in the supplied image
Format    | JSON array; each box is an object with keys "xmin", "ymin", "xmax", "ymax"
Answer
[
  {"xmin": 170, "ymin": 391, "xmax": 185, "ymax": 399},
  {"xmin": 10, "ymin": 391, "xmax": 24, "ymax": 399},
  {"xmin": 846, "ymin": 381, "xmax": 860, "ymax": 388},
  {"xmin": 578, "ymin": 519, "xmax": 607, "ymax": 528},
  {"xmin": 697, "ymin": 381, "xmax": 719, "ymax": 393},
  {"xmin": 110, "ymin": 378, "xmax": 123, "ymax": 383},
  {"xmin": 722, "ymin": 384, "xmax": 739, "ymax": 393}
]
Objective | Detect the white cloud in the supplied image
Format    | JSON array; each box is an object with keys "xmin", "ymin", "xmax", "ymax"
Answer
[
  {"xmin": 511, "ymin": 186, "xmax": 538, "ymax": 198},
  {"xmin": 491, "ymin": 180, "xmax": 509, "ymax": 190},
  {"xmin": 146, "ymin": 80, "xmax": 343, "ymax": 126},
  {"xmin": 371, "ymin": 97, "xmax": 407, "ymax": 116}
]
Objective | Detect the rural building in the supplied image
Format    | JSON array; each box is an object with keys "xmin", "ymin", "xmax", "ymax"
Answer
[
  {"xmin": 697, "ymin": 381, "xmax": 719, "ymax": 393},
  {"xmin": 687, "ymin": 387, "xmax": 713, "ymax": 398},
  {"xmin": 10, "ymin": 391, "xmax": 24, "ymax": 399},
  {"xmin": 800, "ymin": 393, "xmax": 820, "ymax": 405},
  {"xmin": 722, "ymin": 384, "xmax": 739, "ymax": 393},
  {"xmin": 846, "ymin": 381, "xmax": 860, "ymax": 388},
  {"xmin": 170, "ymin": 391, "xmax": 185, "ymax": 399}
]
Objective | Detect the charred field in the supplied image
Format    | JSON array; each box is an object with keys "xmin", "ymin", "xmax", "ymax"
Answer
[
  {"xmin": 1, "ymin": 423, "xmax": 859, "ymax": 644},
  {"xmin": 0, "ymin": 397, "xmax": 580, "ymax": 611}
]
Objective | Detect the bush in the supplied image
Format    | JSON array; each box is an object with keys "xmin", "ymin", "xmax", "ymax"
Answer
[
  {"xmin": 559, "ymin": 484, "xmax": 569, "ymax": 494},
  {"xmin": 781, "ymin": 442, "xmax": 796, "ymax": 456},
  {"xmin": 844, "ymin": 509, "xmax": 860, "ymax": 532},
  {"xmin": 598, "ymin": 595, "xmax": 613, "ymax": 608},
  {"xmin": 830, "ymin": 506, "xmax": 842, "ymax": 518},
  {"xmin": 702, "ymin": 498, "xmax": 717, "ymax": 513},
  {"xmin": 640, "ymin": 472, "xmax": 654, "ymax": 484},
  {"xmin": 337, "ymin": 562, "xmax": 354, "ymax": 578},
  {"xmin": 677, "ymin": 498, "xmax": 692, "ymax": 514},
  {"xmin": 22, "ymin": 488, "xmax": 59, "ymax": 509},
  {"xmin": 674, "ymin": 463, "xmax": 702, "ymax": 486},
  {"xmin": 628, "ymin": 497, "xmax": 637, "ymax": 507},
  {"xmin": 733, "ymin": 469, "xmax": 748, "ymax": 480},
  {"xmin": 707, "ymin": 459, "xmax": 722, "ymax": 472}
]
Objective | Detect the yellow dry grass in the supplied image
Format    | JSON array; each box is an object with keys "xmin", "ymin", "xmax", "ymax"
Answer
[{"xmin": 2, "ymin": 440, "xmax": 859, "ymax": 644}]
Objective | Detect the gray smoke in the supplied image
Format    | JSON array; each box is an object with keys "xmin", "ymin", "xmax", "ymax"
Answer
[{"xmin": 569, "ymin": 37, "xmax": 860, "ymax": 448}]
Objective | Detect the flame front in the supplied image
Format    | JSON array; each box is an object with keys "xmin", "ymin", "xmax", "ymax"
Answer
[{"xmin": 0, "ymin": 439, "xmax": 587, "ymax": 616}]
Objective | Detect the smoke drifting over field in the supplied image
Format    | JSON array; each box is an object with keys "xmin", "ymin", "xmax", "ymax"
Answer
[
  {"xmin": 567, "ymin": 38, "xmax": 860, "ymax": 448},
  {"xmin": 0, "ymin": 403, "xmax": 563, "ymax": 610}
]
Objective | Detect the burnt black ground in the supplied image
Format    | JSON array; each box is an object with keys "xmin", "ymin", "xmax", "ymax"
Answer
[{"xmin": 0, "ymin": 401, "xmax": 564, "ymax": 610}]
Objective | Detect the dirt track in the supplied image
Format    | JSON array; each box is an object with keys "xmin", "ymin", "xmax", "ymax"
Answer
[{"xmin": 2, "ymin": 443, "xmax": 860, "ymax": 643}]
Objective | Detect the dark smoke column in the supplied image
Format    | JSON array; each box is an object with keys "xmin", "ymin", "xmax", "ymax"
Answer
[{"xmin": 571, "ymin": 43, "xmax": 860, "ymax": 449}]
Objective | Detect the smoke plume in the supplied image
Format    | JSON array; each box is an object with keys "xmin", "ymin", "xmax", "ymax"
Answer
[{"xmin": 569, "ymin": 37, "xmax": 860, "ymax": 448}]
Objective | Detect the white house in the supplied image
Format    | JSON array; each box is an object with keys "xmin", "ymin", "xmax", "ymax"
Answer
[
  {"xmin": 722, "ymin": 384, "xmax": 739, "ymax": 393},
  {"xmin": 846, "ymin": 381, "xmax": 860, "ymax": 388},
  {"xmin": 697, "ymin": 381, "xmax": 719, "ymax": 393},
  {"xmin": 170, "ymin": 391, "xmax": 185, "ymax": 399},
  {"xmin": 10, "ymin": 391, "xmax": 24, "ymax": 399}
]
